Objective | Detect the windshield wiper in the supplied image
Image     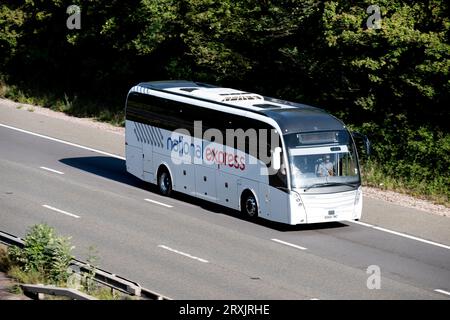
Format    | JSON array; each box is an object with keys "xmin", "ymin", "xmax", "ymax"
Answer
[{"xmin": 303, "ymin": 182, "xmax": 357, "ymax": 191}]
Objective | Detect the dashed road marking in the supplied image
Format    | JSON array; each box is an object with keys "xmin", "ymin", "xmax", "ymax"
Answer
[
  {"xmin": 42, "ymin": 204, "xmax": 80, "ymax": 219},
  {"xmin": 158, "ymin": 245, "xmax": 208, "ymax": 263},
  {"xmin": 271, "ymin": 238, "xmax": 307, "ymax": 251},
  {"xmin": 434, "ymin": 289, "xmax": 450, "ymax": 297},
  {"xmin": 144, "ymin": 198, "xmax": 173, "ymax": 208},
  {"xmin": 40, "ymin": 166, "xmax": 64, "ymax": 175}
]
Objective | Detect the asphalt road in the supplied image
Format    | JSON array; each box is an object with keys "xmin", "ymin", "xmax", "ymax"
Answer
[{"xmin": 0, "ymin": 103, "xmax": 449, "ymax": 299}]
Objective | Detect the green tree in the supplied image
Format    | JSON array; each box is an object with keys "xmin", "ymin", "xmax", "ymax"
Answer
[{"xmin": 0, "ymin": 0, "xmax": 448, "ymax": 202}]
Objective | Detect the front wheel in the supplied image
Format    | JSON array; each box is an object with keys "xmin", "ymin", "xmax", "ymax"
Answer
[
  {"xmin": 158, "ymin": 169, "xmax": 172, "ymax": 196},
  {"xmin": 241, "ymin": 192, "xmax": 258, "ymax": 219}
]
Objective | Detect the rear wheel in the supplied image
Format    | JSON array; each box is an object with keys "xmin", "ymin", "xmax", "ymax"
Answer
[
  {"xmin": 157, "ymin": 168, "xmax": 172, "ymax": 196},
  {"xmin": 241, "ymin": 191, "xmax": 258, "ymax": 219}
]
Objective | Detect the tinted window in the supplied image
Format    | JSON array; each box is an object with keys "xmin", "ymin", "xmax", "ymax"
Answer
[
  {"xmin": 126, "ymin": 92, "xmax": 287, "ymax": 188},
  {"xmin": 127, "ymin": 93, "xmax": 193, "ymax": 133}
]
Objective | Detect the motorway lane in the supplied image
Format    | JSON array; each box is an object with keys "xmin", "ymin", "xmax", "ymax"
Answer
[
  {"xmin": 2, "ymin": 103, "xmax": 449, "ymax": 244},
  {"xmin": 0, "ymin": 125, "xmax": 449, "ymax": 299}
]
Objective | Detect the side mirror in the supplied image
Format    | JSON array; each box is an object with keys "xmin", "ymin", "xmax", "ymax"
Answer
[
  {"xmin": 272, "ymin": 147, "xmax": 282, "ymax": 170},
  {"xmin": 351, "ymin": 131, "xmax": 371, "ymax": 158}
]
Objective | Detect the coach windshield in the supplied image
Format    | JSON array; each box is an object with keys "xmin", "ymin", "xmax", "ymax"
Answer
[{"xmin": 285, "ymin": 130, "xmax": 360, "ymax": 190}]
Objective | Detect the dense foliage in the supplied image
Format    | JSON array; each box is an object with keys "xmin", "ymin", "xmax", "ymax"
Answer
[
  {"xmin": 7, "ymin": 224, "xmax": 73, "ymax": 284},
  {"xmin": 0, "ymin": 0, "xmax": 448, "ymax": 203}
]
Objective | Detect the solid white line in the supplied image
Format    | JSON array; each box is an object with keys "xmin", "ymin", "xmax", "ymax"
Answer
[
  {"xmin": 350, "ymin": 220, "xmax": 374, "ymax": 228},
  {"xmin": 348, "ymin": 220, "xmax": 450, "ymax": 250},
  {"xmin": 40, "ymin": 166, "xmax": 64, "ymax": 175},
  {"xmin": 271, "ymin": 238, "xmax": 307, "ymax": 251},
  {"xmin": 0, "ymin": 123, "xmax": 125, "ymax": 160},
  {"xmin": 158, "ymin": 245, "xmax": 208, "ymax": 263},
  {"xmin": 42, "ymin": 205, "xmax": 80, "ymax": 219},
  {"xmin": 434, "ymin": 289, "xmax": 450, "ymax": 297},
  {"xmin": 144, "ymin": 198, "xmax": 173, "ymax": 208}
]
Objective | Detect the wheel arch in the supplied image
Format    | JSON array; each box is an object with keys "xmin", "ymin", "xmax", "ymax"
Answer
[
  {"xmin": 240, "ymin": 187, "xmax": 260, "ymax": 214},
  {"xmin": 157, "ymin": 162, "xmax": 173, "ymax": 183}
]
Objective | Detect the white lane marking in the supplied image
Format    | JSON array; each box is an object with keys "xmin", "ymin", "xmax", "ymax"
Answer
[
  {"xmin": 271, "ymin": 238, "xmax": 307, "ymax": 251},
  {"xmin": 349, "ymin": 220, "xmax": 450, "ymax": 250},
  {"xmin": 40, "ymin": 166, "xmax": 64, "ymax": 175},
  {"xmin": 350, "ymin": 220, "xmax": 374, "ymax": 228},
  {"xmin": 434, "ymin": 289, "xmax": 450, "ymax": 297},
  {"xmin": 310, "ymin": 298, "xmax": 320, "ymax": 300},
  {"xmin": 158, "ymin": 245, "xmax": 209, "ymax": 263},
  {"xmin": 0, "ymin": 123, "xmax": 125, "ymax": 160},
  {"xmin": 144, "ymin": 198, "xmax": 173, "ymax": 208},
  {"xmin": 42, "ymin": 205, "xmax": 80, "ymax": 219}
]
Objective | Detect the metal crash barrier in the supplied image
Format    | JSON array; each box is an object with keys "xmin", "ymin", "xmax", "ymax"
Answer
[{"xmin": 0, "ymin": 230, "xmax": 170, "ymax": 300}]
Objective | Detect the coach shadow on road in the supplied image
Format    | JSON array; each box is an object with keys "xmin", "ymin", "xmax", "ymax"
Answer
[{"xmin": 59, "ymin": 156, "xmax": 348, "ymax": 232}]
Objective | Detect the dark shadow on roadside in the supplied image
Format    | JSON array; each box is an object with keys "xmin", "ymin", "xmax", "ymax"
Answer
[
  {"xmin": 59, "ymin": 156, "xmax": 350, "ymax": 232},
  {"xmin": 59, "ymin": 156, "xmax": 144, "ymax": 188}
]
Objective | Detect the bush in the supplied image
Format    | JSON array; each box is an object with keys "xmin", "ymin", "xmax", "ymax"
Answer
[
  {"xmin": 0, "ymin": 247, "xmax": 11, "ymax": 272},
  {"xmin": 356, "ymin": 119, "xmax": 450, "ymax": 205},
  {"xmin": 8, "ymin": 224, "xmax": 74, "ymax": 285}
]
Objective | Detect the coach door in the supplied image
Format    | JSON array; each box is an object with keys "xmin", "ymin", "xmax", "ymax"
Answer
[
  {"xmin": 133, "ymin": 122, "xmax": 155, "ymax": 183},
  {"xmin": 143, "ymin": 141, "xmax": 153, "ymax": 182}
]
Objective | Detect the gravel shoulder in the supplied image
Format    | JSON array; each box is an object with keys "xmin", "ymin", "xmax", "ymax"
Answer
[
  {"xmin": 363, "ymin": 186, "xmax": 449, "ymax": 217},
  {"xmin": 1, "ymin": 97, "xmax": 448, "ymax": 219}
]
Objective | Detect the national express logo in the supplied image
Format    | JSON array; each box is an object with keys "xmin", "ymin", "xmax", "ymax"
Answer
[
  {"xmin": 167, "ymin": 135, "xmax": 246, "ymax": 171},
  {"xmin": 134, "ymin": 121, "xmax": 282, "ymax": 175}
]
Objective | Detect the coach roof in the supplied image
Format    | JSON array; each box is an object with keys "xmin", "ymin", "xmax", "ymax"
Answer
[
  {"xmin": 260, "ymin": 108, "xmax": 345, "ymax": 134},
  {"xmin": 137, "ymin": 80, "xmax": 346, "ymax": 134}
]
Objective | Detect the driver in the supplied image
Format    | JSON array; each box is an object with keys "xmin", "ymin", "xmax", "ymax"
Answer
[{"xmin": 316, "ymin": 155, "xmax": 334, "ymax": 176}]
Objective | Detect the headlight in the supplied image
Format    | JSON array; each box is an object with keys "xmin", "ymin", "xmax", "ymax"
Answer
[{"xmin": 293, "ymin": 191, "xmax": 303, "ymax": 206}]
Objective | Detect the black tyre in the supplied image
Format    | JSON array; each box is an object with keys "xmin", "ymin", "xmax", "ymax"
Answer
[
  {"xmin": 241, "ymin": 191, "xmax": 258, "ymax": 219},
  {"xmin": 158, "ymin": 168, "xmax": 172, "ymax": 196}
]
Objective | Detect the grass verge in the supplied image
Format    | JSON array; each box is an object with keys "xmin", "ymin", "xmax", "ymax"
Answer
[
  {"xmin": 361, "ymin": 161, "xmax": 449, "ymax": 207},
  {"xmin": 0, "ymin": 82, "xmax": 125, "ymax": 127}
]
